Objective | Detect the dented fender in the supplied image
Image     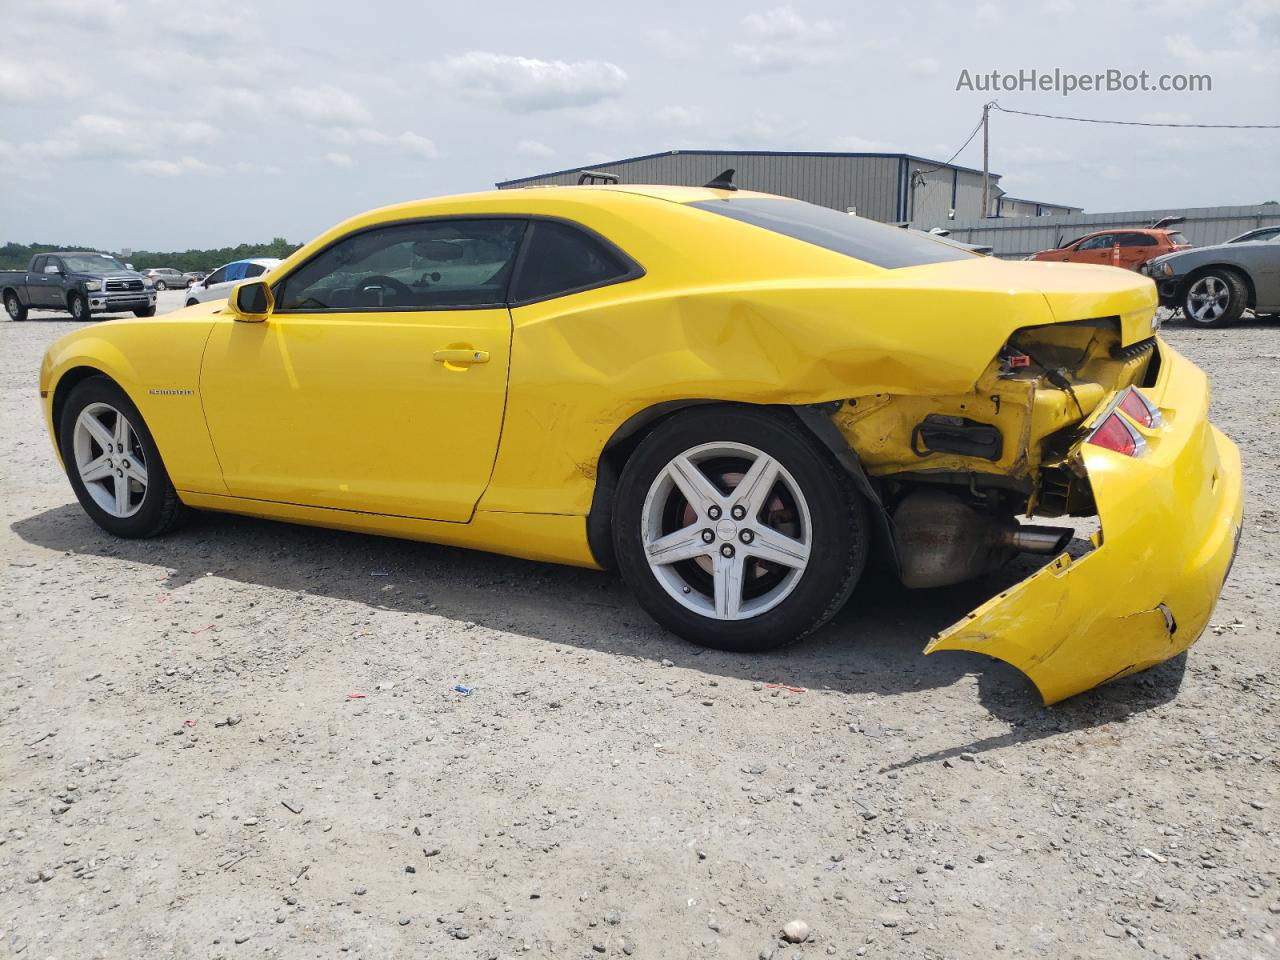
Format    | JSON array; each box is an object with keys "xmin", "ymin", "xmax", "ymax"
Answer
[{"xmin": 926, "ymin": 342, "xmax": 1243, "ymax": 704}]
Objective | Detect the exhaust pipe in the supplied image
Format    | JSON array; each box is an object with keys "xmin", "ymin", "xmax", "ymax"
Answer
[
  {"xmin": 1001, "ymin": 526, "xmax": 1073, "ymax": 555},
  {"xmin": 893, "ymin": 491, "xmax": 1075, "ymax": 588}
]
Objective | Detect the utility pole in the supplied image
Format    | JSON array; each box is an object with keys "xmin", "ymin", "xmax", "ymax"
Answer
[{"xmin": 981, "ymin": 101, "xmax": 991, "ymax": 219}]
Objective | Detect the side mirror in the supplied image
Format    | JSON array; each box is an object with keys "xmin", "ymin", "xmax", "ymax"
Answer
[
  {"xmin": 44, "ymin": 264, "xmax": 61, "ymax": 275},
  {"xmin": 230, "ymin": 279, "xmax": 273, "ymax": 322}
]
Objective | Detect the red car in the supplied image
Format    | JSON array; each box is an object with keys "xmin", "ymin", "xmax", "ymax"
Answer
[{"xmin": 1027, "ymin": 226, "xmax": 1190, "ymax": 271}]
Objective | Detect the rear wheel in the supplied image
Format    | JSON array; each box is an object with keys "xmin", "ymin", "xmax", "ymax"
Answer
[
  {"xmin": 154, "ymin": 280, "xmax": 167, "ymax": 290},
  {"xmin": 59, "ymin": 376, "xmax": 187, "ymax": 538},
  {"xmin": 68, "ymin": 292, "xmax": 89, "ymax": 322},
  {"xmin": 613, "ymin": 407, "xmax": 868, "ymax": 652},
  {"xmin": 1183, "ymin": 270, "xmax": 1246, "ymax": 327},
  {"xmin": 4, "ymin": 291, "xmax": 26, "ymax": 321}
]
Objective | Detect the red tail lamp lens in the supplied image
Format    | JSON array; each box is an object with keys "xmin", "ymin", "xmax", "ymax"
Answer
[
  {"xmin": 1118, "ymin": 388, "xmax": 1161, "ymax": 428},
  {"xmin": 1087, "ymin": 413, "xmax": 1143, "ymax": 457}
]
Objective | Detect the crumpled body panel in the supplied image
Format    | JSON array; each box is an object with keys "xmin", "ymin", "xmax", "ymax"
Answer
[{"xmin": 926, "ymin": 343, "xmax": 1243, "ymax": 704}]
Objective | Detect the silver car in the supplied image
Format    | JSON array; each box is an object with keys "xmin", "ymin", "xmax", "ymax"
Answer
[{"xmin": 1144, "ymin": 230, "xmax": 1280, "ymax": 326}]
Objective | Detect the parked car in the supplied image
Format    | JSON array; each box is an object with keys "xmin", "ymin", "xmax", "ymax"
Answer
[
  {"xmin": 2, "ymin": 251, "xmax": 156, "ymax": 321},
  {"xmin": 139, "ymin": 267, "xmax": 187, "ymax": 290},
  {"xmin": 184, "ymin": 258, "xmax": 280, "ymax": 305},
  {"xmin": 38, "ymin": 185, "xmax": 1241, "ymax": 705},
  {"xmin": 1142, "ymin": 230, "xmax": 1280, "ymax": 326},
  {"xmin": 1027, "ymin": 227, "xmax": 1190, "ymax": 271}
]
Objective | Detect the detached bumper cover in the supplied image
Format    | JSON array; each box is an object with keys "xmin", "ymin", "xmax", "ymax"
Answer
[{"xmin": 926, "ymin": 339, "xmax": 1243, "ymax": 704}]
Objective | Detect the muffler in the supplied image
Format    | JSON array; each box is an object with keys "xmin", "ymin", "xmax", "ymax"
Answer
[{"xmin": 892, "ymin": 490, "xmax": 1074, "ymax": 588}]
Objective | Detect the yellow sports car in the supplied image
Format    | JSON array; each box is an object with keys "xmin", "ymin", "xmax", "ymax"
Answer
[{"xmin": 38, "ymin": 183, "xmax": 1242, "ymax": 704}]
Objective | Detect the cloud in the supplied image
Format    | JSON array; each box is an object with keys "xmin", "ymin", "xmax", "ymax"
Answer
[
  {"xmin": 432, "ymin": 52, "xmax": 627, "ymax": 110},
  {"xmin": 128, "ymin": 156, "xmax": 222, "ymax": 177},
  {"xmin": 908, "ymin": 57, "xmax": 941, "ymax": 76},
  {"xmin": 282, "ymin": 85, "xmax": 372, "ymax": 127},
  {"xmin": 516, "ymin": 139, "xmax": 556, "ymax": 158},
  {"xmin": 326, "ymin": 152, "xmax": 355, "ymax": 168},
  {"xmin": 328, "ymin": 127, "xmax": 439, "ymax": 159},
  {"xmin": 830, "ymin": 134, "xmax": 892, "ymax": 152},
  {"xmin": 397, "ymin": 131, "xmax": 439, "ymax": 160},
  {"xmin": 655, "ymin": 105, "xmax": 702, "ymax": 128},
  {"xmin": 0, "ymin": 60, "xmax": 84, "ymax": 103},
  {"xmin": 733, "ymin": 6, "xmax": 842, "ymax": 72}
]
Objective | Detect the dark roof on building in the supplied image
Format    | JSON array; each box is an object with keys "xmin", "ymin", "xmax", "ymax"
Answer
[{"xmin": 496, "ymin": 148, "xmax": 1001, "ymax": 188}]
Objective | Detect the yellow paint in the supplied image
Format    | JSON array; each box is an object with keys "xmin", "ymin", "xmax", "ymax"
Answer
[
  {"xmin": 37, "ymin": 184, "xmax": 1239, "ymax": 703},
  {"xmin": 926, "ymin": 343, "xmax": 1243, "ymax": 704}
]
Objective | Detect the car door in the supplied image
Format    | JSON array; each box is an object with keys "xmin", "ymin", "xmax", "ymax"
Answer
[
  {"xmin": 199, "ymin": 217, "xmax": 526, "ymax": 522},
  {"xmin": 1072, "ymin": 234, "xmax": 1116, "ymax": 266},
  {"xmin": 1116, "ymin": 232, "xmax": 1156, "ymax": 270},
  {"xmin": 40, "ymin": 256, "xmax": 68, "ymax": 307},
  {"xmin": 196, "ymin": 265, "xmax": 228, "ymax": 302}
]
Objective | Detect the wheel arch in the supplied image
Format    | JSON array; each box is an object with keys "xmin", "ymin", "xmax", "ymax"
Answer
[
  {"xmin": 51, "ymin": 365, "xmax": 116, "ymax": 446},
  {"xmin": 584, "ymin": 399, "xmax": 895, "ymax": 571},
  {"xmin": 1180, "ymin": 263, "xmax": 1256, "ymax": 309}
]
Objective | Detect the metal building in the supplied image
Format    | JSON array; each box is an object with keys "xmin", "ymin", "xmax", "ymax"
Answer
[{"xmin": 496, "ymin": 149, "xmax": 1076, "ymax": 224}]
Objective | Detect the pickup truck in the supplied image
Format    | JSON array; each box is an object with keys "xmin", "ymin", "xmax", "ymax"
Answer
[{"xmin": 1, "ymin": 251, "xmax": 156, "ymax": 322}]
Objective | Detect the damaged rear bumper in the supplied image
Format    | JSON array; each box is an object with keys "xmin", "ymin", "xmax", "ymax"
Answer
[{"xmin": 926, "ymin": 339, "xmax": 1243, "ymax": 705}]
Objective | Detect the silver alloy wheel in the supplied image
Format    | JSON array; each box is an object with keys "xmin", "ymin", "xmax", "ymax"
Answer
[
  {"xmin": 5, "ymin": 295, "xmax": 19, "ymax": 319},
  {"xmin": 641, "ymin": 441, "xmax": 812, "ymax": 621},
  {"xmin": 1186, "ymin": 275, "xmax": 1230, "ymax": 323},
  {"xmin": 72, "ymin": 402, "xmax": 148, "ymax": 518}
]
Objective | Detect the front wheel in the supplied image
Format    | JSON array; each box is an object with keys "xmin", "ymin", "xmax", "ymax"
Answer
[
  {"xmin": 613, "ymin": 407, "xmax": 868, "ymax": 652},
  {"xmin": 154, "ymin": 280, "xmax": 167, "ymax": 290},
  {"xmin": 133, "ymin": 306, "xmax": 156, "ymax": 318},
  {"xmin": 1184, "ymin": 270, "xmax": 1246, "ymax": 327},
  {"xmin": 59, "ymin": 376, "xmax": 187, "ymax": 538},
  {"xmin": 69, "ymin": 293, "xmax": 90, "ymax": 322},
  {"xmin": 4, "ymin": 291, "xmax": 26, "ymax": 321}
]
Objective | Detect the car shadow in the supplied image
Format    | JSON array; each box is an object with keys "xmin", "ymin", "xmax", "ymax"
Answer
[{"xmin": 10, "ymin": 503, "xmax": 1188, "ymax": 766}]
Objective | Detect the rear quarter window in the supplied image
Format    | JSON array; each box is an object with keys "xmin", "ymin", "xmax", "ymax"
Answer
[{"xmin": 687, "ymin": 197, "xmax": 976, "ymax": 269}]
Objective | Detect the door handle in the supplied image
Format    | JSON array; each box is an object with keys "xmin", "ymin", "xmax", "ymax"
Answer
[{"xmin": 433, "ymin": 348, "xmax": 489, "ymax": 365}]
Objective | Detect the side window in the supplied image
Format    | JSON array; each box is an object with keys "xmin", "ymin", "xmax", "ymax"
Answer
[
  {"xmin": 224, "ymin": 261, "xmax": 250, "ymax": 283},
  {"xmin": 244, "ymin": 263, "xmax": 267, "ymax": 278},
  {"xmin": 205, "ymin": 266, "xmax": 228, "ymax": 286},
  {"xmin": 32, "ymin": 256, "xmax": 46, "ymax": 273},
  {"xmin": 510, "ymin": 220, "xmax": 635, "ymax": 303},
  {"xmin": 1119, "ymin": 233, "xmax": 1156, "ymax": 247},
  {"xmin": 1079, "ymin": 235, "xmax": 1115, "ymax": 251},
  {"xmin": 277, "ymin": 219, "xmax": 526, "ymax": 311}
]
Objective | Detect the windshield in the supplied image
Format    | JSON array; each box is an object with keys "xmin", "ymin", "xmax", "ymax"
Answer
[
  {"xmin": 61, "ymin": 253, "xmax": 127, "ymax": 272},
  {"xmin": 689, "ymin": 197, "xmax": 976, "ymax": 269},
  {"xmin": 1168, "ymin": 232, "xmax": 1189, "ymax": 246}
]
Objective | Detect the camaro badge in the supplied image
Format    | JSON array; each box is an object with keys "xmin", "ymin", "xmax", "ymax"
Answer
[{"xmin": 149, "ymin": 388, "xmax": 194, "ymax": 396}]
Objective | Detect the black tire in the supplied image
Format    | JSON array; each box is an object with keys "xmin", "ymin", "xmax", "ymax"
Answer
[
  {"xmin": 185, "ymin": 299, "xmax": 198, "ymax": 308},
  {"xmin": 58, "ymin": 376, "xmax": 188, "ymax": 538},
  {"xmin": 68, "ymin": 292, "xmax": 90, "ymax": 322},
  {"xmin": 612, "ymin": 406, "xmax": 868, "ymax": 653},
  {"xmin": 133, "ymin": 306, "xmax": 156, "ymax": 318},
  {"xmin": 4, "ymin": 290, "xmax": 26, "ymax": 322},
  {"xmin": 1183, "ymin": 269, "xmax": 1247, "ymax": 327},
  {"xmin": 154, "ymin": 280, "xmax": 167, "ymax": 290}
]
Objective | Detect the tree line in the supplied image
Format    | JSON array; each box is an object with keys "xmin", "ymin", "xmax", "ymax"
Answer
[{"xmin": 0, "ymin": 238, "xmax": 303, "ymax": 273}]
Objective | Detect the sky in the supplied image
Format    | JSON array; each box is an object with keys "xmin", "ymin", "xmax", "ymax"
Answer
[{"xmin": 1, "ymin": 0, "xmax": 1277, "ymax": 250}]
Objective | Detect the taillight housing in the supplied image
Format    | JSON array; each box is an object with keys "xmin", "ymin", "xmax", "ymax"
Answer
[
  {"xmin": 1117, "ymin": 387, "xmax": 1162, "ymax": 428},
  {"xmin": 1086, "ymin": 388, "xmax": 1158, "ymax": 457},
  {"xmin": 1087, "ymin": 413, "xmax": 1145, "ymax": 457}
]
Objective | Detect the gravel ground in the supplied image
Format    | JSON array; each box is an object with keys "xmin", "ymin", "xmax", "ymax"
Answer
[{"xmin": 1, "ymin": 294, "xmax": 1277, "ymax": 960}]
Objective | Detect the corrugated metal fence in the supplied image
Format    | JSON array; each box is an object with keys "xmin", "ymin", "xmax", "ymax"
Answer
[{"xmin": 912, "ymin": 204, "xmax": 1280, "ymax": 259}]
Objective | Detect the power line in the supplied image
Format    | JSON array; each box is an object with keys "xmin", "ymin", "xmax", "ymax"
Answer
[
  {"xmin": 991, "ymin": 102, "xmax": 1280, "ymax": 129},
  {"xmin": 916, "ymin": 109, "xmax": 988, "ymax": 176}
]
